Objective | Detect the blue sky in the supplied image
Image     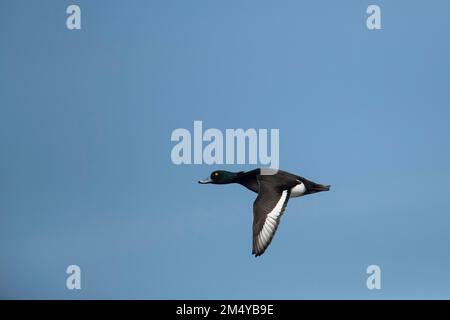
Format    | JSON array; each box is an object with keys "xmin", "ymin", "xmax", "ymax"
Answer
[{"xmin": 1, "ymin": 0, "xmax": 450, "ymax": 299}]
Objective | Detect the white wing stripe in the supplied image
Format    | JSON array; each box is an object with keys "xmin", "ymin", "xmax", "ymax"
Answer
[
  {"xmin": 266, "ymin": 218, "xmax": 276, "ymax": 229},
  {"xmin": 256, "ymin": 190, "xmax": 289, "ymax": 253},
  {"xmin": 257, "ymin": 236, "xmax": 264, "ymax": 250},
  {"xmin": 262, "ymin": 227, "xmax": 271, "ymax": 239}
]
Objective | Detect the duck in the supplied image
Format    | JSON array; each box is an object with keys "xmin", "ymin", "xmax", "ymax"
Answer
[{"xmin": 199, "ymin": 168, "xmax": 330, "ymax": 257}]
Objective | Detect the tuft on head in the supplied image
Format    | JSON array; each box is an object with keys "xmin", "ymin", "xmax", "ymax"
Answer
[
  {"xmin": 208, "ymin": 170, "xmax": 237, "ymax": 184},
  {"xmin": 198, "ymin": 170, "xmax": 240, "ymax": 184}
]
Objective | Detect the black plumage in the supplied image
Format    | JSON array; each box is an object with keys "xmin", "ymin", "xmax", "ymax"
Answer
[{"xmin": 199, "ymin": 168, "xmax": 330, "ymax": 256}]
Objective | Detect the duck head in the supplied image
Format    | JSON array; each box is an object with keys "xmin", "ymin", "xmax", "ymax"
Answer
[{"xmin": 198, "ymin": 170, "xmax": 239, "ymax": 184}]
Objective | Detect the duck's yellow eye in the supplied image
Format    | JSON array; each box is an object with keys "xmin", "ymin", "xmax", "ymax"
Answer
[{"xmin": 214, "ymin": 172, "xmax": 219, "ymax": 176}]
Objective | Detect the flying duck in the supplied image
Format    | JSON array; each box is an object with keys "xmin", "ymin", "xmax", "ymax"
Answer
[{"xmin": 199, "ymin": 168, "xmax": 330, "ymax": 257}]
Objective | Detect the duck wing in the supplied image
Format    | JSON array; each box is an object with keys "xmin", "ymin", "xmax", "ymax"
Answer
[{"xmin": 252, "ymin": 175, "xmax": 296, "ymax": 257}]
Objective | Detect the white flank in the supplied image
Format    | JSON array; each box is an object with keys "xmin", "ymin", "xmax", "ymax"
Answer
[{"xmin": 290, "ymin": 183, "xmax": 306, "ymax": 198}]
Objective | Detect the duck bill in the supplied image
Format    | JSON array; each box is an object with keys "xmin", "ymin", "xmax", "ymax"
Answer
[
  {"xmin": 304, "ymin": 179, "xmax": 331, "ymax": 194},
  {"xmin": 198, "ymin": 177, "xmax": 212, "ymax": 184}
]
